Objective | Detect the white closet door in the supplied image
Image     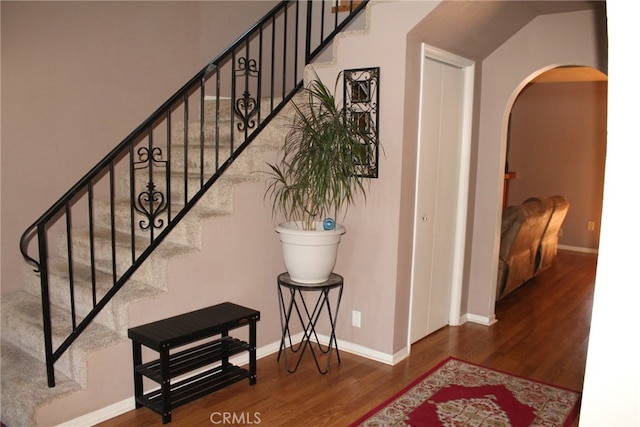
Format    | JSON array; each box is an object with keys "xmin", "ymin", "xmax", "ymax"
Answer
[{"xmin": 410, "ymin": 55, "xmax": 465, "ymax": 344}]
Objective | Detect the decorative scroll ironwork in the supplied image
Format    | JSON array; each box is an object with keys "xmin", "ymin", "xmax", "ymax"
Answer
[
  {"xmin": 133, "ymin": 146, "xmax": 165, "ymax": 169},
  {"xmin": 133, "ymin": 146, "xmax": 168, "ymax": 231},
  {"xmin": 134, "ymin": 181, "xmax": 167, "ymax": 231},
  {"xmin": 234, "ymin": 57, "xmax": 260, "ymax": 132},
  {"xmin": 344, "ymin": 67, "xmax": 380, "ymax": 178}
]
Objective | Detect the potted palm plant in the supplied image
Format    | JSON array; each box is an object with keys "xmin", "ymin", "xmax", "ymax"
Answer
[{"xmin": 265, "ymin": 70, "xmax": 374, "ymax": 283}]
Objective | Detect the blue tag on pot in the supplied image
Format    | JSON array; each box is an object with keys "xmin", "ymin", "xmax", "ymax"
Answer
[{"xmin": 323, "ymin": 218, "xmax": 335, "ymax": 230}]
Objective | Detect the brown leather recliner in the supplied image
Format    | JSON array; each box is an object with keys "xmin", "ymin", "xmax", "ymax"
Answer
[
  {"xmin": 496, "ymin": 197, "xmax": 554, "ymax": 300},
  {"xmin": 537, "ymin": 195, "xmax": 570, "ymax": 273}
]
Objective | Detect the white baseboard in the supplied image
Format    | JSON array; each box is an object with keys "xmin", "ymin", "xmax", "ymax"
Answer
[
  {"xmin": 558, "ymin": 244, "xmax": 599, "ymax": 254},
  {"xmin": 56, "ymin": 335, "xmax": 397, "ymax": 426},
  {"xmin": 56, "ymin": 397, "xmax": 135, "ymax": 427},
  {"xmin": 317, "ymin": 333, "xmax": 409, "ymax": 365},
  {"xmin": 461, "ymin": 312, "xmax": 497, "ymax": 326}
]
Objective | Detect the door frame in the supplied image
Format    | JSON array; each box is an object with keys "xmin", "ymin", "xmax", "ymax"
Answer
[{"xmin": 407, "ymin": 44, "xmax": 475, "ymax": 350}]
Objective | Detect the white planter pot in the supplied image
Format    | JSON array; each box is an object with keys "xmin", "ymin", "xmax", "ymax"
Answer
[{"xmin": 275, "ymin": 221, "xmax": 346, "ymax": 284}]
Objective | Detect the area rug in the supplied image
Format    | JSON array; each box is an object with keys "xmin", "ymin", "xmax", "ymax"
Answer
[{"xmin": 350, "ymin": 357, "xmax": 580, "ymax": 426}]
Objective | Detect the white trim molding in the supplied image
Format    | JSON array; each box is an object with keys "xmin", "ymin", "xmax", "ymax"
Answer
[
  {"xmin": 407, "ymin": 43, "xmax": 476, "ymax": 349},
  {"xmin": 462, "ymin": 312, "xmax": 498, "ymax": 326}
]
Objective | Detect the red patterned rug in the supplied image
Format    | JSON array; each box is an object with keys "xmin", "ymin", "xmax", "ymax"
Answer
[{"xmin": 350, "ymin": 357, "xmax": 580, "ymax": 426}]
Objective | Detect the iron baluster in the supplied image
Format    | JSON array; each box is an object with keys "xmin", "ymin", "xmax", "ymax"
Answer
[
  {"xmin": 166, "ymin": 109, "xmax": 172, "ymax": 222},
  {"xmin": 109, "ymin": 161, "xmax": 117, "ymax": 283},
  {"xmin": 200, "ymin": 78, "xmax": 206, "ymax": 186},
  {"xmin": 215, "ymin": 70, "xmax": 221, "ymax": 172},
  {"xmin": 65, "ymin": 202, "xmax": 76, "ymax": 330},
  {"xmin": 257, "ymin": 25, "xmax": 264, "ymax": 125},
  {"xmin": 36, "ymin": 222, "xmax": 55, "ymax": 386},
  {"xmin": 271, "ymin": 14, "xmax": 277, "ymax": 110},
  {"xmin": 282, "ymin": 5, "xmax": 288, "ymax": 100},
  {"xmin": 129, "ymin": 143, "xmax": 136, "ymax": 265},
  {"xmin": 231, "ymin": 49, "xmax": 236, "ymax": 157},
  {"xmin": 88, "ymin": 181, "xmax": 97, "ymax": 307},
  {"xmin": 183, "ymin": 92, "xmax": 189, "ymax": 205}
]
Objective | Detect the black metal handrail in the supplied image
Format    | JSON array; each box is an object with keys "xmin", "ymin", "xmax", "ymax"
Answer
[{"xmin": 19, "ymin": 0, "xmax": 368, "ymax": 387}]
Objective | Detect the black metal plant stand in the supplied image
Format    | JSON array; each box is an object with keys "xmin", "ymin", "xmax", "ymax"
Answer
[{"xmin": 277, "ymin": 272, "xmax": 343, "ymax": 374}]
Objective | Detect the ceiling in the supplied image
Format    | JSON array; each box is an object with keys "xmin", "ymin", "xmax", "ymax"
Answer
[{"xmin": 413, "ymin": 0, "xmax": 607, "ymax": 82}]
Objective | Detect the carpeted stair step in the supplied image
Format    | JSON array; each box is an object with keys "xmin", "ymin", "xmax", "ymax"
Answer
[
  {"xmin": 173, "ymin": 95, "xmax": 286, "ymax": 145},
  {"xmin": 200, "ymin": 96, "xmax": 235, "ymax": 118},
  {"xmin": 167, "ymin": 140, "xmax": 275, "ymax": 179},
  {"xmin": 115, "ymin": 168, "xmax": 240, "ymax": 213},
  {"xmin": 117, "ymin": 94, "xmax": 293, "ymax": 198},
  {"xmin": 175, "ymin": 95, "xmax": 292, "ymax": 150},
  {"xmin": 197, "ymin": 96, "xmax": 285, "ymax": 125},
  {"xmin": 22, "ymin": 258, "xmax": 166, "ymax": 335},
  {"xmin": 1, "ymin": 339, "xmax": 81, "ymax": 427},
  {"xmin": 56, "ymin": 227, "xmax": 195, "ymax": 284},
  {"xmin": 121, "ymin": 142, "xmax": 271, "ymax": 197},
  {"xmin": 204, "ymin": 95, "xmax": 286, "ymax": 116},
  {"xmin": 172, "ymin": 120, "xmax": 245, "ymax": 148},
  {"xmin": 116, "ymin": 170, "xmax": 270, "ymax": 221},
  {"xmin": 0, "ymin": 291, "xmax": 124, "ymax": 387},
  {"xmin": 91, "ymin": 197, "xmax": 229, "ymax": 248}
]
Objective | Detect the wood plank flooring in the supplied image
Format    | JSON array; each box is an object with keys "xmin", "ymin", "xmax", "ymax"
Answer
[{"xmin": 98, "ymin": 249, "xmax": 596, "ymax": 426}]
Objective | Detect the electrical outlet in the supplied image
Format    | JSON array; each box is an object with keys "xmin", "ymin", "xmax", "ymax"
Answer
[
  {"xmin": 587, "ymin": 221, "xmax": 596, "ymax": 231},
  {"xmin": 352, "ymin": 310, "xmax": 361, "ymax": 328}
]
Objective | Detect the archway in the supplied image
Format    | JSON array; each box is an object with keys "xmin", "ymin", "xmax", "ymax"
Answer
[
  {"xmin": 494, "ymin": 64, "xmax": 607, "ymax": 304},
  {"xmin": 503, "ymin": 65, "xmax": 607, "ymax": 254}
]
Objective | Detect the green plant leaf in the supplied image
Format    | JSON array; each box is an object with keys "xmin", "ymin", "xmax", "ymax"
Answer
[{"xmin": 265, "ymin": 69, "xmax": 373, "ymax": 230}]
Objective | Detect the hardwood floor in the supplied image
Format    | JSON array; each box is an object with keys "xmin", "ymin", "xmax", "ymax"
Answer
[{"xmin": 98, "ymin": 250, "xmax": 596, "ymax": 426}]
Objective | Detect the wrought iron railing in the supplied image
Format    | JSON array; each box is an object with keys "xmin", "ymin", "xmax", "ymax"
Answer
[{"xmin": 19, "ymin": 0, "xmax": 368, "ymax": 387}]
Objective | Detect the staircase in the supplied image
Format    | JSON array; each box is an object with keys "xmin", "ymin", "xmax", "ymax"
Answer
[
  {"xmin": 1, "ymin": 1, "xmax": 369, "ymax": 425},
  {"xmin": 0, "ymin": 96, "xmax": 293, "ymax": 427}
]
